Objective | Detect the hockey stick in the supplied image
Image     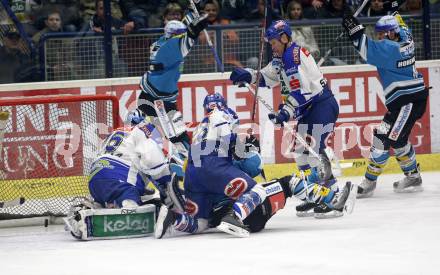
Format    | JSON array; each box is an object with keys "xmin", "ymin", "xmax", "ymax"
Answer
[
  {"xmin": 243, "ymin": 83, "xmax": 343, "ymax": 176},
  {"xmin": 188, "ymin": 0, "xmax": 224, "ymax": 73},
  {"xmin": 250, "ymin": 0, "xmax": 269, "ymax": 121},
  {"xmin": 244, "ymin": 83, "xmax": 322, "ymax": 161},
  {"xmin": 316, "ymin": 0, "xmax": 370, "ymax": 67}
]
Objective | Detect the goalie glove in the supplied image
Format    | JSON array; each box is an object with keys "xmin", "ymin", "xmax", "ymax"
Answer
[
  {"xmin": 342, "ymin": 14, "xmax": 365, "ymax": 41},
  {"xmin": 186, "ymin": 13, "xmax": 209, "ymax": 39}
]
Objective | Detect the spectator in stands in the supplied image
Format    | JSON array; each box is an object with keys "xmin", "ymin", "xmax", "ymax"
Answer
[
  {"xmin": 316, "ymin": 0, "xmax": 353, "ymax": 18},
  {"xmin": 80, "ymin": 0, "xmax": 123, "ymax": 27},
  {"xmin": 32, "ymin": 10, "xmax": 64, "ymax": 44},
  {"xmin": 162, "ymin": 2, "xmax": 184, "ymax": 26},
  {"xmin": 218, "ymin": 0, "xmax": 250, "ymax": 21},
  {"xmin": 198, "ymin": 0, "xmax": 243, "ymax": 71},
  {"xmin": 245, "ymin": 128, "xmax": 261, "ymax": 153},
  {"xmin": 400, "ymin": 0, "xmax": 422, "ymax": 14},
  {"xmin": 245, "ymin": 0, "xmax": 281, "ymax": 24},
  {"xmin": 0, "ymin": 29, "xmax": 39, "ymax": 83},
  {"xmin": 119, "ymin": 0, "xmax": 168, "ymax": 29},
  {"xmin": 284, "ymin": 0, "xmax": 320, "ymax": 59},
  {"xmin": 282, "ymin": 0, "xmax": 325, "ymax": 19},
  {"xmin": 8, "ymin": 0, "xmax": 40, "ymax": 35},
  {"xmin": 82, "ymin": 0, "xmax": 126, "ymax": 33},
  {"xmin": 365, "ymin": 0, "xmax": 387, "ymax": 16},
  {"xmin": 33, "ymin": 1, "xmax": 80, "ymax": 32}
]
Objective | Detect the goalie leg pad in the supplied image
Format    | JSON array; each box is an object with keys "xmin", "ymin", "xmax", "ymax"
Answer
[{"xmin": 64, "ymin": 205, "xmax": 156, "ymax": 240}]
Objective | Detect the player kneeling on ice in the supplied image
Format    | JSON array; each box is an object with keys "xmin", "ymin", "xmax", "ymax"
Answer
[
  {"xmin": 230, "ymin": 20, "xmax": 345, "ymax": 218},
  {"xmin": 64, "ymin": 111, "xmax": 175, "ymax": 240},
  {"xmin": 154, "ymin": 93, "xmax": 357, "ymax": 239}
]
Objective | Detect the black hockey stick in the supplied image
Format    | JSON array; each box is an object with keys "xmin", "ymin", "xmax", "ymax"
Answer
[
  {"xmin": 250, "ymin": 0, "xmax": 270, "ymax": 121},
  {"xmin": 188, "ymin": 0, "xmax": 224, "ymax": 73},
  {"xmin": 316, "ymin": 0, "xmax": 370, "ymax": 67}
]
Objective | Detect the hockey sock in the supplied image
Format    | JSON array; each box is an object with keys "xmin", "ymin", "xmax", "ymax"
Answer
[
  {"xmin": 394, "ymin": 143, "xmax": 418, "ymax": 175},
  {"xmin": 297, "ymin": 164, "xmax": 320, "ymax": 183},
  {"xmin": 232, "ymin": 185, "xmax": 266, "ymax": 220},
  {"xmin": 173, "ymin": 212, "xmax": 198, "ymax": 234},
  {"xmin": 365, "ymin": 147, "xmax": 390, "ymax": 181}
]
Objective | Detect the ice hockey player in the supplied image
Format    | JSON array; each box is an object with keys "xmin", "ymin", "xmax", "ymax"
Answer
[
  {"xmin": 154, "ymin": 93, "xmax": 357, "ymax": 238},
  {"xmin": 135, "ymin": 10, "xmax": 209, "ymax": 159},
  {"xmin": 64, "ymin": 111, "xmax": 173, "ymax": 239},
  {"xmin": 342, "ymin": 12, "xmax": 428, "ymax": 197},
  {"xmin": 229, "ymin": 20, "xmax": 341, "ymax": 217}
]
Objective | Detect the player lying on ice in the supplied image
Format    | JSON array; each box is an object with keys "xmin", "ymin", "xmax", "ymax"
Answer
[
  {"xmin": 229, "ymin": 19, "xmax": 346, "ymax": 218},
  {"xmin": 154, "ymin": 93, "xmax": 358, "ymax": 238},
  {"xmin": 64, "ymin": 111, "xmax": 179, "ymax": 240}
]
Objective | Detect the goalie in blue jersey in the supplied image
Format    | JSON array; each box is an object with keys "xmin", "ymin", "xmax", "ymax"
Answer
[
  {"xmin": 342, "ymin": 12, "xmax": 429, "ymax": 197},
  {"xmin": 154, "ymin": 93, "xmax": 358, "ymax": 238}
]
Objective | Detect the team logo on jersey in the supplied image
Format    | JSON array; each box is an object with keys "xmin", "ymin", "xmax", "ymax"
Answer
[
  {"xmin": 301, "ymin": 47, "xmax": 310, "ymax": 57},
  {"xmin": 184, "ymin": 199, "xmax": 199, "ymax": 216},
  {"xmin": 224, "ymin": 178, "xmax": 248, "ymax": 199},
  {"xmin": 293, "ymin": 47, "xmax": 300, "ymax": 64}
]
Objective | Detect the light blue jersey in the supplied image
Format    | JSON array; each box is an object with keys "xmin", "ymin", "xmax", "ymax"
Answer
[
  {"xmin": 140, "ymin": 34, "xmax": 195, "ymax": 102},
  {"xmin": 354, "ymin": 27, "xmax": 425, "ymax": 106}
]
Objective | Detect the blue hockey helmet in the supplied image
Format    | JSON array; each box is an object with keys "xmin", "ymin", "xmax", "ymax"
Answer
[
  {"xmin": 203, "ymin": 92, "xmax": 227, "ymax": 112},
  {"xmin": 264, "ymin": 20, "xmax": 292, "ymax": 42},
  {"xmin": 375, "ymin": 15, "xmax": 400, "ymax": 33},
  {"xmin": 164, "ymin": 20, "xmax": 187, "ymax": 38},
  {"xmin": 125, "ymin": 109, "xmax": 145, "ymax": 125}
]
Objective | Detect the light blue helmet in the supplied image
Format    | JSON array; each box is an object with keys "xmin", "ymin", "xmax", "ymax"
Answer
[
  {"xmin": 203, "ymin": 93, "xmax": 227, "ymax": 112},
  {"xmin": 125, "ymin": 109, "xmax": 145, "ymax": 125},
  {"xmin": 375, "ymin": 15, "xmax": 400, "ymax": 33},
  {"xmin": 164, "ymin": 20, "xmax": 187, "ymax": 38},
  {"xmin": 265, "ymin": 20, "xmax": 292, "ymax": 42}
]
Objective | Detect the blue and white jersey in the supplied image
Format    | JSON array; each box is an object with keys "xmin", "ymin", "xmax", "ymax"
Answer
[
  {"xmin": 140, "ymin": 33, "xmax": 195, "ymax": 102},
  {"xmin": 90, "ymin": 122, "xmax": 171, "ymax": 187},
  {"xmin": 246, "ymin": 42, "xmax": 330, "ymax": 120},
  {"xmin": 190, "ymin": 107, "xmax": 239, "ymax": 160},
  {"xmin": 352, "ymin": 25, "xmax": 425, "ymax": 107}
]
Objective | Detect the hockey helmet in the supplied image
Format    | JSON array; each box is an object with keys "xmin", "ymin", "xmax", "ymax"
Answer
[
  {"xmin": 203, "ymin": 92, "xmax": 227, "ymax": 112},
  {"xmin": 264, "ymin": 20, "xmax": 292, "ymax": 42},
  {"xmin": 164, "ymin": 20, "xmax": 187, "ymax": 38},
  {"xmin": 375, "ymin": 15, "xmax": 400, "ymax": 34},
  {"xmin": 125, "ymin": 109, "xmax": 145, "ymax": 125}
]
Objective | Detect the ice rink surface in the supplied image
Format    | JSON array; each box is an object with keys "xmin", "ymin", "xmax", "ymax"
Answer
[{"xmin": 1, "ymin": 172, "xmax": 439, "ymax": 275}]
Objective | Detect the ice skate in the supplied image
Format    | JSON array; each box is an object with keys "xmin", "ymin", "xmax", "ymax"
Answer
[
  {"xmin": 393, "ymin": 170, "xmax": 423, "ymax": 193},
  {"xmin": 296, "ymin": 201, "xmax": 318, "ymax": 217},
  {"xmin": 357, "ymin": 178, "xmax": 376, "ymax": 198},
  {"xmin": 154, "ymin": 205, "xmax": 176, "ymax": 239},
  {"xmin": 313, "ymin": 203, "xmax": 343, "ymax": 219},
  {"xmin": 217, "ymin": 210, "xmax": 250, "ymax": 238},
  {"xmin": 315, "ymin": 181, "xmax": 358, "ymax": 219}
]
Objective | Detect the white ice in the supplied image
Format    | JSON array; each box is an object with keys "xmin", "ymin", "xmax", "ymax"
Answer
[{"xmin": 1, "ymin": 172, "xmax": 440, "ymax": 275}]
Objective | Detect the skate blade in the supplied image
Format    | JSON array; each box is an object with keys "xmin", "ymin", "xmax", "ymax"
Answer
[
  {"xmin": 314, "ymin": 211, "xmax": 343, "ymax": 219},
  {"xmin": 217, "ymin": 222, "xmax": 250, "ymax": 238},
  {"xmin": 296, "ymin": 210, "xmax": 315, "ymax": 217},
  {"xmin": 356, "ymin": 189, "xmax": 374, "ymax": 199},
  {"xmin": 393, "ymin": 185, "xmax": 424, "ymax": 193},
  {"xmin": 344, "ymin": 183, "xmax": 358, "ymax": 215}
]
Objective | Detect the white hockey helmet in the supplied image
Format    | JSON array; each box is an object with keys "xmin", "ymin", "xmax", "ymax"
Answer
[
  {"xmin": 164, "ymin": 20, "xmax": 187, "ymax": 38},
  {"xmin": 375, "ymin": 15, "xmax": 400, "ymax": 34}
]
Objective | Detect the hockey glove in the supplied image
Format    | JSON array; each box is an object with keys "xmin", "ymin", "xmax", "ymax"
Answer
[
  {"xmin": 230, "ymin": 67, "xmax": 252, "ymax": 86},
  {"xmin": 187, "ymin": 13, "xmax": 209, "ymax": 39},
  {"xmin": 268, "ymin": 105, "xmax": 290, "ymax": 126},
  {"xmin": 342, "ymin": 15, "xmax": 365, "ymax": 41}
]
